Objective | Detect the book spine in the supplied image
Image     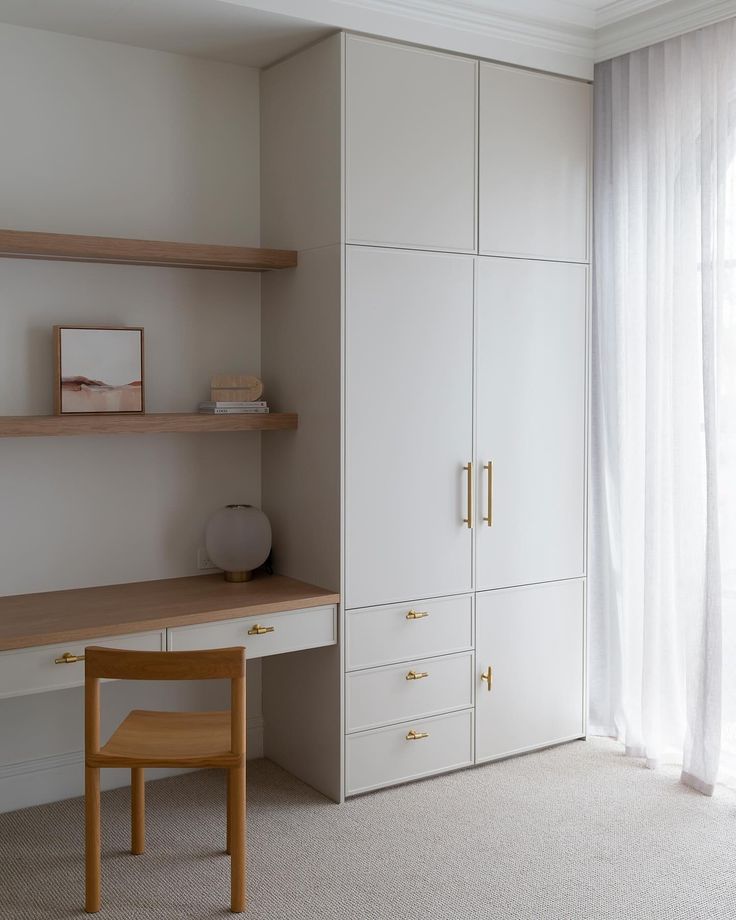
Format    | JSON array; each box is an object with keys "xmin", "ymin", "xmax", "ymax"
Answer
[{"xmin": 200, "ymin": 407, "xmax": 270, "ymax": 414}]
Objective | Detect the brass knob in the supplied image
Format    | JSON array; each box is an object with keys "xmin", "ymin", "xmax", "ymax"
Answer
[
  {"xmin": 406, "ymin": 729, "xmax": 429, "ymax": 741},
  {"xmin": 481, "ymin": 666, "xmax": 493, "ymax": 691},
  {"xmin": 406, "ymin": 610, "xmax": 429, "ymax": 620},
  {"xmin": 247, "ymin": 624, "xmax": 275, "ymax": 636},
  {"xmin": 405, "ymin": 670, "xmax": 429, "ymax": 681},
  {"xmin": 54, "ymin": 651, "xmax": 85, "ymax": 665}
]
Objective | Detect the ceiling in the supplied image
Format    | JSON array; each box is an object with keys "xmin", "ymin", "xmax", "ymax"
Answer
[
  {"xmin": 0, "ymin": 0, "xmax": 732, "ymax": 78},
  {"xmin": 0, "ymin": 0, "xmax": 333, "ymax": 68}
]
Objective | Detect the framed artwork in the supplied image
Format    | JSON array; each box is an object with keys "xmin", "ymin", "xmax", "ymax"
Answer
[{"xmin": 54, "ymin": 326, "xmax": 145, "ymax": 415}]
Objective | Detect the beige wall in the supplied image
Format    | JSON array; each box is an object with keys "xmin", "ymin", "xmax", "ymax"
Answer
[{"xmin": 0, "ymin": 23, "xmax": 263, "ymax": 809}]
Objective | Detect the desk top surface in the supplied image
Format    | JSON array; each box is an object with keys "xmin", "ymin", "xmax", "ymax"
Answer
[{"xmin": 0, "ymin": 574, "xmax": 339, "ymax": 651}]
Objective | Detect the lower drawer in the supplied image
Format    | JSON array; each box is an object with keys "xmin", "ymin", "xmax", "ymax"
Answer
[
  {"xmin": 345, "ymin": 709, "xmax": 474, "ymax": 796},
  {"xmin": 345, "ymin": 652, "xmax": 474, "ymax": 733},
  {"xmin": 0, "ymin": 630, "xmax": 166, "ymax": 699},
  {"xmin": 168, "ymin": 605, "xmax": 336, "ymax": 659}
]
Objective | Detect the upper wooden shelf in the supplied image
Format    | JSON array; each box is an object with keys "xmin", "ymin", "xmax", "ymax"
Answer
[
  {"xmin": 0, "ymin": 412, "xmax": 298, "ymax": 438},
  {"xmin": 0, "ymin": 229, "xmax": 297, "ymax": 272},
  {"xmin": 0, "ymin": 573, "xmax": 339, "ymax": 651}
]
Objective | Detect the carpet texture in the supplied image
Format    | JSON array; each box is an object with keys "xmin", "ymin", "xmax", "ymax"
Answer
[{"xmin": 0, "ymin": 739, "xmax": 735, "ymax": 919}]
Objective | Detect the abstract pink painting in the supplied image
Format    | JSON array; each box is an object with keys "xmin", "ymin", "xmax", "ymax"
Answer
[{"xmin": 55, "ymin": 326, "xmax": 144, "ymax": 414}]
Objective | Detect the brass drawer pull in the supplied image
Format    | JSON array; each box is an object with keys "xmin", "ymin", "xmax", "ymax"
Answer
[
  {"xmin": 405, "ymin": 670, "xmax": 429, "ymax": 681},
  {"xmin": 481, "ymin": 665, "xmax": 493, "ymax": 691},
  {"xmin": 247, "ymin": 624, "xmax": 275, "ymax": 636},
  {"xmin": 406, "ymin": 729, "xmax": 429, "ymax": 741},
  {"xmin": 54, "ymin": 652, "xmax": 85, "ymax": 665},
  {"xmin": 406, "ymin": 609, "xmax": 428, "ymax": 620}
]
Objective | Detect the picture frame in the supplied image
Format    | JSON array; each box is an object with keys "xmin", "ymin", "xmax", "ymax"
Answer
[{"xmin": 54, "ymin": 325, "xmax": 145, "ymax": 415}]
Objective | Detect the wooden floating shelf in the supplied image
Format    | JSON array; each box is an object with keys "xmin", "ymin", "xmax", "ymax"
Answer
[
  {"xmin": 0, "ymin": 228, "xmax": 297, "ymax": 272},
  {"xmin": 0, "ymin": 413, "xmax": 298, "ymax": 438}
]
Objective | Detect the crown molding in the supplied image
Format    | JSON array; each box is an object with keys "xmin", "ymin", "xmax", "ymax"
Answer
[
  {"xmin": 227, "ymin": 0, "xmax": 596, "ymax": 76},
  {"xmin": 596, "ymin": 1, "xmax": 671, "ymax": 28},
  {"xmin": 595, "ymin": 0, "xmax": 736, "ymax": 60},
  {"xmin": 336, "ymin": 0, "xmax": 595, "ymax": 54}
]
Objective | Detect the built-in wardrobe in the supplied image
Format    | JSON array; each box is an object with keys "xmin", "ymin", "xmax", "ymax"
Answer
[{"xmin": 259, "ymin": 33, "xmax": 591, "ymax": 801}]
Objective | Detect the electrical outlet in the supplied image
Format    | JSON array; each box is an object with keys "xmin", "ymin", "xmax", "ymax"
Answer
[{"xmin": 197, "ymin": 548, "xmax": 218, "ymax": 571}]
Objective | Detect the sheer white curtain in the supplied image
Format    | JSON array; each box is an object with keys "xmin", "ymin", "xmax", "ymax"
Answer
[{"xmin": 591, "ymin": 18, "xmax": 736, "ymax": 795}]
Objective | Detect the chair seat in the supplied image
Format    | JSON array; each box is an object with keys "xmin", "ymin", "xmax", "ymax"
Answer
[{"xmin": 90, "ymin": 709, "xmax": 239, "ymax": 768}]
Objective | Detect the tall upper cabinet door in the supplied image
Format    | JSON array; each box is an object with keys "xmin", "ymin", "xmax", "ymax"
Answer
[
  {"xmin": 345, "ymin": 247, "xmax": 474, "ymax": 609},
  {"xmin": 476, "ymin": 257, "xmax": 586, "ymax": 591},
  {"xmin": 479, "ymin": 64, "xmax": 591, "ymax": 262},
  {"xmin": 345, "ymin": 36, "xmax": 477, "ymax": 253}
]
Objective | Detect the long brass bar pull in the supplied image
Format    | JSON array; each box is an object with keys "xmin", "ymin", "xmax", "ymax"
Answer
[
  {"xmin": 483, "ymin": 461, "xmax": 493, "ymax": 527},
  {"xmin": 481, "ymin": 665, "xmax": 493, "ymax": 691},
  {"xmin": 463, "ymin": 462, "xmax": 473, "ymax": 529},
  {"xmin": 54, "ymin": 651, "xmax": 85, "ymax": 664}
]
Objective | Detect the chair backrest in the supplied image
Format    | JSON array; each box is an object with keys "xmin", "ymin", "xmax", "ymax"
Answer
[
  {"xmin": 84, "ymin": 646, "xmax": 246, "ymax": 757},
  {"xmin": 85, "ymin": 646, "xmax": 245, "ymax": 681}
]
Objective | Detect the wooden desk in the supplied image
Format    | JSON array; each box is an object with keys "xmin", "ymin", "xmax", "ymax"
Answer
[{"xmin": 0, "ymin": 573, "xmax": 339, "ymax": 700}]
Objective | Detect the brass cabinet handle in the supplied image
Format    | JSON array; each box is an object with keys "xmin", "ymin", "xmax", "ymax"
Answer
[
  {"xmin": 463, "ymin": 462, "xmax": 473, "ymax": 528},
  {"xmin": 483, "ymin": 461, "xmax": 493, "ymax": 527},
  {"xmin": 406, "ymin": 609, "xmax": 429, "ymax": 620},
  {"xmin": 54, "ymin": 651, "xmax": 85, "ymax": 664},
  {"xmin": 406, "ymin": 729, "xmax": 429, "ymax": 741},
  {"xmin": 405, "ymin": 670, "xmax": 429, "ymax": 681},
  {"xmin": 247, "ymin": 624, "xmax": 275, "ymax": 636},
  {"xmin": 481, "ymin": 665, "xmax": 493, "ymax": 691}
]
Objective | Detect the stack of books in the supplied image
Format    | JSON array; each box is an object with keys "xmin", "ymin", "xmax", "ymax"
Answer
[
  {"xmin": 199, "ymin": 374, "xmax": 269, "ymax": 414},
  {"xmin": 198, "ymin": 400, "xmax": 269, "ymax": 415}
]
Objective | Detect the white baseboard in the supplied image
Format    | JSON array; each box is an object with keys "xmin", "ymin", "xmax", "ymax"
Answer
[{"xmin": 0, "ymin": 716, "xmax": 264, "ymax": 814}]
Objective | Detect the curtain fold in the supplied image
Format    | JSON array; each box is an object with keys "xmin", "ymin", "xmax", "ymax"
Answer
[{"xmin": 591, "ymin": 18, "xmax": 736, "ymax": 795}]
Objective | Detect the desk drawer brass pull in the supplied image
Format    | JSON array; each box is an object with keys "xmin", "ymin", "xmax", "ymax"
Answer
[
  {"xmin": 406, "ymin": 609, "xmax": 428, "ymax": 620},
  {"xmin": 54, "ymin": 652, "xmax": 85, "ymax": 665},
  {"xmin": 405, "ymin": 670, "xmax": 429, "ymax": 681},
  {"xmin": 406, "ymin": 729, "xmax": 429, "ymax": 741},
  {"xmin": 247, "ymin": 624, "xmax": 275, "ymax": 636}
]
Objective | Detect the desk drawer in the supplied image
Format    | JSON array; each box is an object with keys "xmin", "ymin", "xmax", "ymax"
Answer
[
  {"xmin": 346, "ymin": 651, "xmax": 474, "ymax": 733},
  {"xmin": 0, "ymin": 630, "xmax": 166, "ymax": 700},
  {"xmin": 346, "ymin": 709, "xmax": 473, "ymax": 795},
  {"xmin": 346, "ymin": 594, "xmax": 472, "ymax": 671},
  {"xmin": 168, "ymin": 605, "xmax": 336, "ymax": 659}
]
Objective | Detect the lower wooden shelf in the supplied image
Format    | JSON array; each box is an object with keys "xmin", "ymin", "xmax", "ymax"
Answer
[{"xmin": 0, "ymin": 412, "xmax": 298, "ymax": 438}]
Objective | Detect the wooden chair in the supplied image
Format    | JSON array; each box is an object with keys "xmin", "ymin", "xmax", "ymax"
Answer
[{"xmin": 84, "ymin": 646, "xmax": 247, "ymax": 914}]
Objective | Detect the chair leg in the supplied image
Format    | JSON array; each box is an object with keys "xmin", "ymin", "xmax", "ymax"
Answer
[
  {"xmin": 229, "ymin": 765, "xmax": 246, "ymax": 913},
  {"xmin": 226, "ymin": 769, "xmax": 231, "ymax": 856},
  {"xmin": 131, "ymin": 767, "xmax": 145, "ymax": 855},
  {"xmin": 85, "ymin": 766, "xmax": 101, "ymax": 913}
]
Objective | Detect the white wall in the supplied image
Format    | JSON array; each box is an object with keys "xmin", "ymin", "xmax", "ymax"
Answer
[{"xmin": 0, "ymin": 23, "xmax": 264, "ymax": 811}]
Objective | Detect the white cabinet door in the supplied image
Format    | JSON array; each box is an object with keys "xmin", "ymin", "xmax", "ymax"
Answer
[
  {"xmin": 476, "ymin": 257, "xmax": 586, "ymax": 591},
  {"xmin": 345, "ymin": 35, "xmax": 476, "ymax": 253},
  {"xmin": 475, "ymin": 579, "xmax": 585, "ymax": 762},
  {"xmin": 479, "ymin": 63, "xmax": 591, "ymax": 262},
  {"xmin": 345, "ymin": 246, "xmax": 474, "ymax": 608}
]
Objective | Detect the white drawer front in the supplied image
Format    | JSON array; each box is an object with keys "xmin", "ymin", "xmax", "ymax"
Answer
[
  {"xmin": 0, "ymin": 630, "xmax": 166, "ymax": 700},
  {"xmin": 346, "ymin": 652, "xmax": 474, "ymax": 733},
  {"xmin": 346, "ymin": 709, "xmax": 473, "ymax": 795},
  {"xmin": 346, "ymin": 595, "xmax": 472, "ymax": 671},
  {"xmin": 168, "ymin": 605, "xmax": 336, "ymax": 659}
]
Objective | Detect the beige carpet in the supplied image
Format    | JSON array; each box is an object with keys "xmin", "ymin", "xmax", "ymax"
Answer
[{"xmin": 1, "ymin": 739, "xmax": 735, "ymax": 920}]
